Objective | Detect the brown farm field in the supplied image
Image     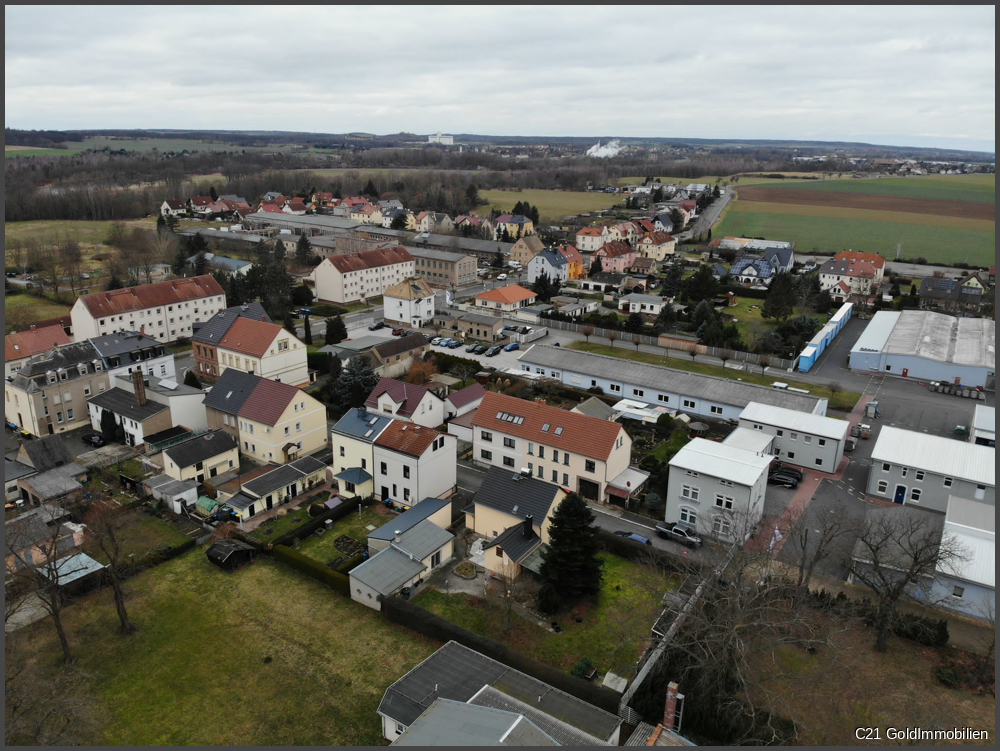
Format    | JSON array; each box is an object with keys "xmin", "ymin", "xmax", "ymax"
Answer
[{"xmin": 737, "ymin": 186, "xmax": 995, "ymax": 222}]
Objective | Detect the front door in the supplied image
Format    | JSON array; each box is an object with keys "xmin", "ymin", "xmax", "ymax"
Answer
[
  {"xmin": 381, "ymin": 485, "xmax": 390, "ymax": 501},
  {"xmin": 289, "ymin": 483, "xmax": 298, "ymax": 498},
  {"xmin": 901, "ymin": 368, "xmax": 908, "ymax": 378},
  {"xmin": 893, "ymin": 485, "xmax": 907, "ymax": 505},
  {"xmin": 266, "ymin": 496, "xmax": 273, "ymax": 510}
]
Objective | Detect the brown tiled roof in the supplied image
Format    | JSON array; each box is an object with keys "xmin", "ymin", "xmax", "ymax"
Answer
[
  {"xmin": 217, "ymin": 317, "xmax": 285, "ymax": 358},
  {"xmin": 446, "ymin": 383, "xmax": 486, "ymax": 410},
  {"xmin": 596, "ymin": 241, "xmax": 634, "ymax": 258},
  {"xmin": 326, "ymin": 246, "xmax": 413, "ymax": 274},
  {"xmin": 5, "ymin": 324, "xmax": 72, "ymax": 363},
  {"xmin": 364, "ymin": 377, "xmax": 437, "ymax": 417},
  {"xmin": 190, "ymin": 196, "xmax": 213, "ymax": 206},
  {"xmin": 577, "ymin": 227, "xmax": 606, "ymax": 237},
  {"xmin": 77, "ymin": 275, "xmax": 225, "ymax": 318},
  {"xmin": 472, "ymin": 392, "xmax": 624, "ymax": 461},
  {"xmin": 374, "ymin": 421, "xmax": 443, "ymax": 457},
  {"xmin": 475, "ymin": 284, "xmax": 536, "ymax": 305},
  {"xmin": 384, "ymin": 278, "xmax": 434, "ymax": 301},
  {"xmin": 239, "ymin": 378, "xmax": 301, "ymax": 426},
  {"xmin": 163, "ymin": 199, "xmax": 185, "ymax": 210},
  {"xmin": 642, "ymin": 231, "xmax": 675, "ymax": 245},
  {"xmin": 833, "ymin": 251, "xmax": 886, "ymax": 269},
  {"xmin": 371, "ymin": 334, "xmax": 428, "ymax": 363},
  {"xmin": 555, "ymin": 244, "xmax": 583, "ymax": 264}
]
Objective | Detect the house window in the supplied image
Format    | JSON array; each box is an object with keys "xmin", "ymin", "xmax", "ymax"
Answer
[
  {"xmin": 503, "ymin": 456, "xmax": 515, "ymax": 467},
  {"xmin": 943, "ymin": 477, "xmax": 953, "ymax": 488},
  {"xmin": 339, "ymin": 446, "xmax": 345, "ymax": 457},
  {"xmin": 804, "ymin": 435, "xmax": 812, "ymax": 444},
  {"xmin": 685, "ymin": 470, "xmax": 699, "ymax": 478},
  {"xmin": 776, "ymin": 429, "xmax": 784, "ymax": 437},
  {"xmin": 585, "ymin": 460, "xmax": 596, "ymax": 473},
  {"xmin": 714, "ymin": 495, "xmax": 733, "ymax": 510},
  {"xmin": 657, "ymin": 395, "xmax": 669, "ymax": 404},
  {"xmin": 815, "ymin": 458, "xmax": 823, "ymax": 467},
  {"xmin": 909, "ymin": 488, "xmax": 922, "ymax": 503},
  {"xmin": 818, "ymin": 439, "xmax": 826, "ymax": 447},
  {"xmin": 952, "ymin": 586, "xmax": 965, "ymax": 599},
  {"xmin": 790, "ymin": 432, "xmax": 798, "ymax": 441},
  {"xmin": 681, "ymin": 485, "xmax": 700, "ymax": 501},
  {"xmin": 402, "ymin": 466, "xmax": 410, "ymax": 479},
  {"xmin": 538, "ymin": 447, "xmax": 545, "ymax": 459},
  {"xmin": 403, "ymin": 488, "xmax": 410, "ymax": 501},
  {"xmin": 431, "ymin": 551, "xmax": 442, "ymax": 568},
  {"xmin": 380, "ymin": 462, "xmax": 388, "ymax": 476},
  {"xmin": 901, "ymin": 467, "xmax": 908, "ymax": 478},
  {"xmin": 915, "ymin": 471, "xmax": 924, "ymax": 481},
  {"xmin": 633, "ymin": 388, "xmax": 644, "ymax": 397},
  {"xmin": 563, "ymin": 473, "xmax": 569, "ymax": 486},
  {"xmin": 609, "ymin": 384, "xmax": 621, "ymax": 393},
  {"xmin": 481, "ymin": 449, "xmax": 493, "ymax": 461},
  {"xmin": 683, "ymin": 399, "xmax": 695, "ymax": 409},
  {"xmin": 503, "ymin": 437, "xmax": 515, "ymax": 449},
  {"xmin": 713, "ymin": 517, "xmax": 732, "ymax": 536},
  {"xmin": 975, "ymin": 485, "xmax": 986, "ymax": 500},
  {"xmin": 496, "ymin": 546, "xmax": 504, "ymax": 558},
  {"xmin": 481, "ymin": 430, "xmax": 492, "ymax": 442},
  {"xmin": 710, "ymin": 406, "xmax": 723, "ymax": 415},
  {"xmin": 679, "ymin": 507, "xmax": 697, "ymax": 525},
  {"xmin": 882, "ymin": 463, "xmax": 891, "ymax": 473},
  {"xmin": 787, "ymin": 452, "xmax": 795, "ymax": 459},
  {"xmin": 552, "ymin": 470, "xmax": 558, "ymax": 483}
]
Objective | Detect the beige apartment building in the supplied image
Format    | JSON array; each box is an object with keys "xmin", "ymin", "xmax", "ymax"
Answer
[
  {"xmin": 216, "ymin": 317, "xmax": 310, "ymax": 386},
  {"xmin": 406, "ymin": 247, "xmax": 478, "ymax": 288}
]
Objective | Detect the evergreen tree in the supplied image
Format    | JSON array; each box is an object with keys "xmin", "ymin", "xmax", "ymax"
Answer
[
  {"xmin": 532, "ymin": 271, "xmax": 555, "ymax": 302},
  {"xmin": 326, "ymin": 315, "xmax": 348, "ymax": 345},
  {"xmin": 303, "ymin": 315, "xmax": 313, "ymax": 345},
  {"xmin": 684, "ymin": 265, "xmax": 720, "ymax": 303},
  {"xmin": 193, "ymin": 251, "xmax": 208, "ymax": 277},
  {"xmin": 669, "ymin": 208, "xmax": 685, "ymax": 230},
  {"xmin": 165, "ymin": 214, "xmax": 179, "ymax": 233},
  {"xmin": 390, "ymin": 212, "xmax": 408, "ymax": 230},
  {"xmin": 691, "ymin": 299, "xmax": 717, "ymax": 332},
  {"xmin": 188, "ymin": 232, "xmax": 209, "ymax": 256},
  {"xmin": 654, "ymin": 303, "xmax": 677, "ymax": 332},
  {"xmin": 283, "ymin": 311, "xmax": 296, "ymax": 333},
  {"xmin": 295, "ymin": 235, "xmax": 312, "ymax": 265},
  {"xmin": 589, "ymin": 255, "xmax": 604, "ymax": 277},
  {"xmin": 539, "ymin": 493, "xmax": 603, "ymax": 601},
  {"xmin": 329, "ymin": 353, "xmax": 343, "ymax": 382},
  {"xmin": 334, "ymin": 354, "xmax": 380, "ymax": 409},
  {"xmin": 227, "ymin": 274, "xmax": 245, "ymax": 306},
  {"xmin": 100, "ymin": 408, "xmax": 118, "ymax": 441},
  {"xmin": 272, "ymin": 239, "xmax": 287, "ymax": 263},
  {"xmin": 661, "ymin": 264, "xmax": 684, "ymax": 298},
  {"xmin": 156, "ymin": 215, "xmax": 166, "ymax": 234},
  {"xmin": 105, "ymin": 272, "xmax": 124, "ymax": 291},
  {"xmin": 492, "ymin": 248, "xmax": 505, "ymax": 269},
  {"xmin": 363, "ymin": 179, "xmax": 378, "ymax": 198},
  {"xmin": 171, "ymin": 243, "xmax": 190, "ymax": 276},
  {"xmin": 255, "ymin": 240, "xmax": 271, "ymax": 266},
  {"xmin": 209, "ymin": 186, "xmax": 219, "ymax": 201},
  {"xmin": 183, "ymin": 369, "xmax": 203, "ymax": 389},
  {"xmin": 763, "ymin": 271, "xmax": 797, "ymax": 322},
  {"xmin": 625, "ymin": 312, "xmax": 645, "ymax": 334},
  {"xmin": 465, "ymin": 183, "xmax": 480, "ymax": 206}
]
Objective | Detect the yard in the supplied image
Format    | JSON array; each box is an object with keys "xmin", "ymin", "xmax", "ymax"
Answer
[
  {"xmin": 568, "ymin": 342, "xmax": 861, "ymax": 413},
  {"xmin": 297, "ymin": 506, "xmax": 392, "ymax": 563},
  {"xmin": 88, "ymin": 514, "xmax": 191, "ymax": 565},
  {"xmin": 414, "ymin": 553, "xmax": 673, "ymax": 677},
  {"xmin": 754, "ymin": 623, "xmax": 995, "ymax": 746},
  {"xmin": 474, "ymin": 189, "xmax": 625, "ymax": 223},
  {"xmin": 4, "ymin": 293, "xmax": 73, "ymax": 324},
  {"xmin": 5, "ymin": 550, "xmax": 438, "ymax": 746}
]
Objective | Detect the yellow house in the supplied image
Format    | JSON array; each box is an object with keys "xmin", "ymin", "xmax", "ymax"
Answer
[
  {"xmin": 637, "ymin": 231, "xmax": 677, "ymax": 262},
  {"xmin": 554, "ymin": 244, "xmax": 586, "ymax": 280},
  {"xmin": 493, "ymin": 214, "xmax": 535, "ymax": 240},
  {"xmin": 509, "ymin": 235, "xmax": 545, "ymax": 267},
  {"xmin": 216, "ymin": 316, "xmax": 310, "ymax": 387},
  {"xmin": 329, "ymin": 407, "xmax": 394, "ymax": 498},
  {"xmin": 161, "ymin": 429, "xmax": 240, "ymax": 483}
]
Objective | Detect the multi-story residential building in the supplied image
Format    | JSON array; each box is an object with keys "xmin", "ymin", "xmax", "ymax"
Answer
[
  {"xmin": 593, "ymin": 241, "xmax": 638, "ymax": 274},
  {"xmin": 70, "ymin": 275, "xmax": 227, "ymax": 343},
  {"xmin": 738, "ymin": 401, "xmax": 849, "ymax": 473},
  {"xmin": 919, "ymin": 272, "xmax": 990, "ymax": 313},
  {"xmin": 192, "ymin": 302, "xmax": 272, "ymax": 383},
  {"xmin": 666, "ymin": 438, "xmax": 772, "ymax": 543},
  {"xmin": 221, "ymin": 456, "xmax": 327, "ymax": 522},
  {"xmin": 89, "ymin": 330, "xmax": 175, "ymax": 382},
  {"xmin": 509, "ymin": 235, "xmax": 545, "ymax": 268},
  {"xmin": 161, "ymin": 429, "xmax": 240, "ymax": 483},
  {"xmin": 492, "ymin": 214, "xmax": 534, "ymax": 240},
  {"xmin": 406, "ymin": 247, "xmax": 477, "ymax": 288},
  {"xmin": 364, "ymin": 378, "xmax": 447, "ymax": 429},
  {"xmin": 383, "ymin": 278, "xmax": 436, "ymax": 328},
  {"xmin": 204, "ymin": 370, "xmax": 328, "ymax": 464},
  {"xmin": 5, "ymin": 342, "xmax": 110, "ymax": 436},
  {"xmin": 866, "ymin": 426, "xmax": 994, "ymax": 513},
  {"xmin": 474, "ymin": 284, "xmax": 537, "ymax": 313},
  {"xmin": 330, "ymin": 408, "xmax": 394, "ymax": 498},
  {"xmin": 471, "ymin": 392, "xmax": 633, "ymax": 502},
  {"xmin": 609, "ymin": 221, "xmax": 642, "ymax": 245},
  {"xmin": 819, "ymin": 251, "xmax": 886, "ymax": 299},
  {"xmin": 216, "ymin": 317, "xmax": 310, "ymax": 387},
  {"xmin": 372, "ymin": 421, "xmax": 457, "ymax": 504},
  {"xmin": 575, "ymin": 226, "xmax": 609, "ymax": 252},
  {"xmin": 527, "ymin": 249, "xmax": 569, "ymax": 285},
  {"xmin": 636, "ymin": 231, "xmax": 677, "ymax": 261},
  {"xmin": 553, "ymin": 243, "xmax": 586, "ymax": 280},
  {"xmin": 5, "ymin": 324, "xmax": 73, "ymax": 379},
  {"xmin": 311, "ymin": 246, "xmax": 415, "ymax": 304}
]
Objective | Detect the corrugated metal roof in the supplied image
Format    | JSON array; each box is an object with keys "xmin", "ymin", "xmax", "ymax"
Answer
[
  {"xmin": 739, "ymin": 402, "xmax": 850, "ymax": 440},
  {"xmin": 349, "ymin": 546, "xmax": 426, "ymax": 594},
  {"xmin": 972, "ymin": 405, "xmax": 995, "ymax": 442},
  {"xmin": 871, "ymin": 427, "xmax": 995, "ymax": 486},
  {"xmin": 669, "ymin": 439, "xmax": 772, "ymax": 486},
  {"xmin": 854, "ymin": 311, "xmax": 996, "ymax": 369},
  {"xmin": 369, "ymin": 498, "xmax": 450, "ymax": 541},
  {"xmin": 939, "ymin": 525, "xmax": 995, "ymax": 589},
  {"xmin": 722, "ymin": 427, "xmax": 775, "ymax": 454}
]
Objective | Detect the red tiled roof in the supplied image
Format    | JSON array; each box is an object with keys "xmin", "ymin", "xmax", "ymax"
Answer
[
  {"xmin": 374, "ymin": 421, "xmax": 444, "ymax": 457},
  {"xmin": 642, "ymin": 231, "xmax": 675, "ymax": 245},
  {"xmin": 189, "ymin": 196, "xmax": 213, "ymax": 206},
  {"xmin": 475, "ymin": 284, "xmax": 536, "ymax": 305},
  {"xmin": 637, "ymin": 219, "xmax": 656, "ymax": 232},
  {"xmin": 239, "ymin": 378, "xmax": 301, "ymax": 426},
  {"xmin": 446, "ymin": 383, "xmax": 486, "ymax": 410},
  {"xmin": 286, "ymin": 200, "xmax": 308, "ymax": 212},
  {"xmin": 833, "ymin": 251, "xmax": 886, "ymax": 269},
  {"xmin": 472, "ymin": 392, "xmax": 624, "ymax": 461},
  {"xmin": 325, "ymin": 246, "xmax": 413, "ymax": 274},
  {"xmin": 5, "ymin": 324, "xmax": 72, "ymax": 363},
  {"xmin": 455, "ymin": 215, "xmax": 483, "ymax": 226},
  {"xmin": 217, "ymin": 317, "xmax": 285, "ymax": 357},
  {"xmin": 364, "ymin": 377, "xmax": 436, "ymax": 417},
  {"xmin": 678, "ymin": 200, "xmax": 696, "ymax": 211},
  {"xmin": 577, "ymin": 227, "xmax": 606, "ymax": 237},
  {"xmin": 596, "ymin": 241, "xmax": 635, "ymax": 258},
  {"xmin": 555, "ymin": 244, "xmax": 583, "ymax": 264},
  {"xmin": 77, "ymin": 275, "xmax": 225, "ymax": 318},
  {"xmin": 164, "ymin": 199, "xmax": 185, "ymax": 210},
  {"xmin": 260, "ymin": 203, "xmax": 284, "ymax": 213}
]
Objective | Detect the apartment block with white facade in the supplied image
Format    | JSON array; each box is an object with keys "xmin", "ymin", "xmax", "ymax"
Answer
[
  {"xmin": 373, "ymin": 421, "xmax": 457, "ymax": 505},
  {"xmin": 738, "ymin": 401, "xmax": 849, "ymax": 473},
  {"xmin": 312, "ymin": 246, "xmax": 415, "ymax": 304}
]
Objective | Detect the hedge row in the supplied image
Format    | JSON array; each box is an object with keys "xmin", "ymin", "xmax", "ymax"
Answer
[
  {"xmin": 381, "ymin": 594, "xmax": 622, "ymax": 715},
  {"xmin": 273, "ymin": 544, "xmax": 350, "ymax": 596},
  {"xmin": 334, "ymin": 552, "xmax": 367, "ymax": 575},
  {"xmin": 596, "ymin": 529, "xmax": 704, "ymax": 579},
  {"xmin": 806, "ymin": 589, "xmax": 950, "ymax": 648}
]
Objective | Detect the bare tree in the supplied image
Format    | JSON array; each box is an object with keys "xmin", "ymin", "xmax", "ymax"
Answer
[
  {"xmin": 486, "ymin": 558, "xmax": 525, "ymax": 639},
  {"xmin": 452, "ymin": 362, "xmax": 478, "ymax": 388},
  {"xmin": 848, "ymin": 508, "xmax": 968, "ymax": 653},
  {"xmin": 4, "ymin": 300, "xmax": 38, "ymax": 335},
  {"xmin": 84, "ymin": 499, "xmax": 137, "ymax": 635},
  {"xmin": 581, "ymin": 324, "xmax": 594, "ymax": 343},
  {"xmin": 606, "ymin": 330, "xmax": 619, "ymax": 349},
  {"xmin": 780, "ymin": 505, "xmax": 853, "ymax": 590},
  {"xmin": 121, "ymin": 228, "xmax": 158, "ymax": 285},
  {"xmin": 33, "ymin": 241, "xmax": 65, "ymax": 297},
  {"xmin": 718, "ymin": 349, "xmax": 732, "ymax": 370},
  {"xmin": 58, "ymin": 239, "xmax": 85, "ymax": 296},
  {"xmin": 757, "ymin": 353, "xmax": 771, "ymax": 376}
]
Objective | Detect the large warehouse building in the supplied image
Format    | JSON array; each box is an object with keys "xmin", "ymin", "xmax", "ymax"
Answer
[{"xmin": 849, "ymin": 311, "xmax": 995, "ymax": 389}]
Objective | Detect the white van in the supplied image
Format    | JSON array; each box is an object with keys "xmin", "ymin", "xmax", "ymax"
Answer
[{"xmin": 507, "ymin": 260, "xmax": 522, "ymax": 270}]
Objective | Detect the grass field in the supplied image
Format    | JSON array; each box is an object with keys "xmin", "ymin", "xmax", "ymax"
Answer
[
  {"xmin": 475, "ymin": 189, "xmax": 624, "ymax": 222},
  {"xmin": 297, "ymin": 507, "xmax": 391, "ymax": 563},
  {"xmin": 568, "ymin": 342, "xmax": 861, "ymax": 413},
  {"xmin": 88, "ymin": 516, "xmax": 191, "ymax": 565},
  {"xmin": 414, "ymin": 553, "xmax": 671, "ymax": 676},
  {"xmin": 5, "ymin": 218, "xmax": 160, "ymax": 277},
  {"xmin": 4, "ymin": 293, "xmax": 74, "ymax": 322},
  {"xmin": 752, "ymin": 173, "xmax": 996, "ymax": 203},
  {"xmin": 5, "ymin": 136, "xmax": 311, "ymax": 158},
  {"xmin": 716, "ymin": 204, "xmax": 995, "ymax": 265},
  {"xmin": 7, "ymin": 550, "xmax": 437, "ymax": 746}
]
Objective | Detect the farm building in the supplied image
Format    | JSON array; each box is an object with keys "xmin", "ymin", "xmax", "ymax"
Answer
[{"xmin": 849, "ymin": 311, "xmax": 995, "ymax": 389}]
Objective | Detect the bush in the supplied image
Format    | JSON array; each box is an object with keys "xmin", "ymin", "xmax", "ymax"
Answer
[
  {"xmin": 307, "ymin": 352, "xmax": 333, "ymax": 375},
  {"xmin": 570, "ymin": 657, "xmax": 595, "ymax": 678},
  {"xmin": 935, "ymin": 666, "xmax": 960, "ymax": 689},
  {"xmin": 891, "ymin": 614, "xmax": 950, "ymax": 648},
  {"xmin": 273, "ymin": 544, "xmax": 350, "ymax": 596},
  {"xmin": 308, "ymin": 502, "xmax": 328, "ymax": 518},
  {"xmin": 537, "ymin": 583, "xmax": 563, "ymax": 615}
]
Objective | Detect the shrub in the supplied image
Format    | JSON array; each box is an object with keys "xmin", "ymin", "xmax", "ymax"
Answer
[
  {"xmin": 570, "ymin": 657, "xmax": 595, "ymax": 678},
  {"xmin": 892, "ymin": 614, "xmax": 949, "ymax": 648},
  {"xmin": 273, "ymin": 544, "xmax": 350, "ymax": 596},
  {"xmin": 537, "ymin": 583, "xmax": 563, "ymax": 615},
  {"xmin": 308, "ymin": 502, "xmax": 328, "ymax": 518},
  {"xmin": 334, "ymin": 553, "xmax": 366, "ymax": 574},
  {"xmin": 935, "ymin": 666, "xmax": 960, "ymax": 689}
]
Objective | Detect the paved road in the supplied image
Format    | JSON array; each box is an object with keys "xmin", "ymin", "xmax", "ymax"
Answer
[{"xmin": 683, "ymin": 189, "xmax": 734, "ymax": 239}]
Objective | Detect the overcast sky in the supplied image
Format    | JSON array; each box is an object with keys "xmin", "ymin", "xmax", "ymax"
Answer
[{"xmin": 5, "ymin": 5, "xmax": 995, "ymax": 152}]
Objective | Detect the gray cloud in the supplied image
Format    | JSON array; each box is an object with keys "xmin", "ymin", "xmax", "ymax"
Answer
[{"xmin": 4, "ymin": 5, "xmax": 995, "ymax": 151}]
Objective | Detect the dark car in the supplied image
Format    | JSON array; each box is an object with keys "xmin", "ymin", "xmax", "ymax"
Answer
[
  {"xmin": 446, "ymin": 339, "xmax": 463, "ymax": 349},
  {"xmin": 368, "ymin": 321, "xmax": 385, "ymax": 331},
  {"xmin": 485, "ymin": 345, "xmax": 502, "ymax": 357},
  {"xmin": 465, "ymin": 343, "xmax": 480, "ymax": 353},
  {"xmin": 768, "ymin": 471, "xmax": 800, "ymax": 488},
  {"xmin": 391, "ymin": 328, "xmax": 406, "ymax": 336},
  {"xmin": 473, "ymin": 344, "xmax": 488, "ymax": 355},
  {"xmin": 81, "ymin": 433, "xmax": 107, "ymax": 448},
  {"xmin": 614, "ymin": 530, "xmax": 652, "ymax": 546},
  {"xmin": 655, "ymin": 522, "xmax": 703, "ymax": 548},
  {"xmin": 769, "ymin": 463, "xmax": 803, "ymax": 481},
  {"xmin": 503, "ymin": 342, "xmax": 520, "ymax": 352}
]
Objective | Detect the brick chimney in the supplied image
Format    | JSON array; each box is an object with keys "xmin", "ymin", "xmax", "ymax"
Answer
[
  {"xmin": 663, "ymin": 682, "xmax": 680, "ymax": 731},
  {"xmin": 132, "ymin": 370, "xmax": 147, "ymax": 407}
]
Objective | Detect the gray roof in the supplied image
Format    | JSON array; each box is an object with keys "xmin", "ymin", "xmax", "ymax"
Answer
[
  {"xmin": 349, "ymin": 546, "xmax": 426, "ymax": 595},
  {"xmin": 193, "ymin": 303, "xmax": 271, "ymax": 344},
  {"xmin": 474, "ymin": 466, "xmax": 562, "ymax": 529},
  {"xmin": 332, "ymin": 408, "xmax": 393, "ymax": 443},
  {"xmin": 88, "ymin": 330, "xmax": 166, "ymax": 359},
  {"xmin": 483, "ymin": 522, "xmax": 541, "ymax": 564},
  {"xmin": 10, "ymin": 341, "xmax": 104, "ymax": 393},
  {"xmin": 572, "ymin": 397, "xmax": 618, "ymax": 421},
  {"xmin": 519, "ymin": 345, "xmax": 826, "ymax": 414},
  {"xmin": 19, "ymin": 436, "xmax": 74, "ymax": 472},
  {"xmin": 620, "ymin": 293, "xmax": 665, "ymax": 305},
  {"xmin": 392, "ymin": 698, "xmax": 557, "ymax": 747},
  {"xmin": 5, "ymin": 508, "xmax": 58, "ymax": 551},
  {"xmin": 460, "ymin": 312, "xmax": 502, "ymax": 327},
  {"xmin": 761, "ymin": 247, "xmax": 794, "ymax": 268},
  {"xmin": 409, "ymin": 232, "xmax": 514, "ymax": 255},
  {"xmin": 112, "ymin": 374, "xmax": 202, "ymax": 398},
  {"xmin": 20, "ymin": 464, "xmax": 87, "ymax": 500},
  {"xmin": 369, "ymin": 497, "xmax": 451, "ymax": 541},
  {"xmin": 5, "ymin": 458, "xmax": 37, "ymax": 484},
  {"xmin": 470, "ymin": 685, "xmax": 611, "ymax": 747},
  {"xmin": 334, "ymin": 467, "xmax": 371, "ymax": 484},
  {"xmin": 241, "ymin": 456, "xmax": 327, "ymax": 498},
  {"xmin": 379, "ymin": 641, "xmax": 621, "ymax": 742},
  {"xmin": 852, "ymin": 311, "xmax": 995, "ymax": 369},
  {"xmin": 224, "ymin": 491, "xmax": 257, "ymax": 511},
  {"xmin": 203, "ymin": 369, "xmax": 260, "ymax": 414},
  {"xmin": 88, "ymin": 388, "xmax": 168, "ymax": 423},
  {"xmin": 290, "ymin": 455, "xmax": 327, "ymax": 475},
  {"xmin": 152, "ymin": 477, "xmax": 199, "ymax": 498},
  {"xmin": 395, "ymin": 519, "xmax": 455, "ymax": 561},
  {"xmin": 163, "ymin": 430, "xmax": 238, "ymax": 469},
  {"xmin": 405, "ymin": 245, "xmax": 477, "ymax": 263},
  {"xmin": 245, "ymin": 212, "xmax": 359, "ymax": 233},
  {"xmin": 533, "ymin": 250, "xmax": 568, "ymax": 268},
  {"xmin": 47, "ymin": 552, "xmax": 105, "ymax": 585}
]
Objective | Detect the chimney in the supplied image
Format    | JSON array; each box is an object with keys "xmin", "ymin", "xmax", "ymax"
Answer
[
  {"xmin": 261, "ymin": 315, "xmax": 267, "ymax": 322},
  {"xmin": 523, "ymin": 515, "xmax": 533, "ymax": 538},
  {"xmin": 394, "ymin": 530, "xmax": 402, "ymax": 543},
  {"xmin": 663, "ymin": 682, "xmax": 680, "ymax": 731},
  {"xmin": 29, "ymin": 324, "xmax": 36, "ymax": 331},
  {"xmin": 132, "ymin": 370, "xmax": 147, "ymax": 407},
  {"xmin": 139, "ymin": 325, "xmax": 146, "ymax": 337}
]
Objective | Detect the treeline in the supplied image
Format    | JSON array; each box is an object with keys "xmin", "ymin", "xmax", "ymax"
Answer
[{"xmin": 4, "ymin": 128, "xmax": 84, "ymax": 148}]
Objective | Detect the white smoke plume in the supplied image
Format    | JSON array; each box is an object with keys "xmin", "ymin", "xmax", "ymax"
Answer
[{"xmin": 585, "ymin": 139, "xmax": 622, "ymax": 158}]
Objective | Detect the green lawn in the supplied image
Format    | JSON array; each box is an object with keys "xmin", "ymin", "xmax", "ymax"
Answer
[
  {"xmin": 297, "ymin": 507, "xmax": 391, "ymax": 563},
  {"xmin": 715, "ymin": 207, "xmax": 994, "ymax": 266},
  {"xmin": 250, "ymin": 507, "xmax": 313, "ymax": 543},
  {"xmin": 414, "ymin": 553, "xmax": 671, "ymax": 676},
  {"xmin": 569, "ymin": 342, "xmax": 861, "ymax": 413},
  {"xmin": 4, "ymin": 293, "xmax": 73, "ymax": 325},
  {"xmin": 475, "ymin": 189, "xmax": 624, "ymax": 223},
  {"xmin": 649, "ymin": 431, "xmax": 692, "ymax": 463},
  {"xmin": 725, "ymin": 298, "xmax": 829, "ymax": 345},
  {"xmin": 755, "ymin": 173, "xmax": 995, "ymax": 203},
  {"xmin": 88, "ymin": 515, "xmax": 190, "ymax": 565},
  {"xmin": 6, "ymin": 551, "xmax": 437, "ymax": 745},
  {"xmin": 7, "ymin": 136, "xmax": 310, "ymax": 157}
]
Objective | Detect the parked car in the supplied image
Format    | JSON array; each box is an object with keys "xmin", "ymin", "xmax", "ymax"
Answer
[
  {"xmin": 767, "ymin": 471, "xmax": 800, "ymax": 488},
  {"xmin": 81, "ymin": 433, "xmax": 107, "ymax": 448},
  {"xmin": 465, "ymin": 343, "xmax": 480, "ymax": 353},
  {"xmin": 655, "ymin": 522, "xmax": 703, "ymax": 548},
  {"xmin": 446, "ymin": 339, "xmax": 463, "ymax": 349},
  {"xmin": 391, "ymin": 328, "xmax": 406, "ymax": 336},
  {"xmin": 430, "ymin": 337, "xmax": 443, "ymax": 345},
  {"xmin": 485, "ymin": 345, "xmax": 502, "ymax": 357},
  {"xmin": 769, "ymin": 463, "xmax": 803, "ymax": 482},
  {"xmin": 504, "ymin": 342, "xmax": 520, "ymax": 352},
  {"xmin": 368, "ymin": 320, "xmax": 385, "ymax": 331},
  {"xmin": 474, "ymin": 344, "xmax": 489, "ymax": 355},
  {"xmin": 614, "ymin": 530, "xmax": 652, "ymax": 546},
  {"xmin": 496, "ymin": 273, "xmax": 508, "ymax": 281}
]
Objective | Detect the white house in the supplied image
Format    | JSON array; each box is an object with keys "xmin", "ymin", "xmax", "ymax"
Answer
[
  {"xmin": 383, "ymin": 278, "xmax": 436, "ymax": 328},
  {"xmin": 89, "ymin": 331, "xmax": 176, "ymax": 383},
  {"xmin": 160, "ymin": 199, "xmax": 186, "ymax": 217},
  {"xmin": 215, "ymin": 317, "xmax": 310, "ymax": 387},
  {"xmin": 372, "ymin": 422, "xmax": 457, "ymax": 505},
  {"xmin": 575, "ymin": 226, "xmax": 610, "ymax": 253},
  {"xmin": 666, "ymin": 439, "xmax": 772, "ymax": 543},
  {"xmin": 364, "ymin": 379, "xmax": 447, "ymax": 429},
  {"xmin": 311, "ymin": 247, "xmax": 415, "ymax": 305},
  {"xmin": 738, "ymin": 401, "xmax": 849, "ymax": 473},
  {"xmin": 619, "ymin": 293, "xmax": 668, "ymax": 316},
  {"xmin": 527, "ymin": 250, "xmax": 569, "ymax": 285}
]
